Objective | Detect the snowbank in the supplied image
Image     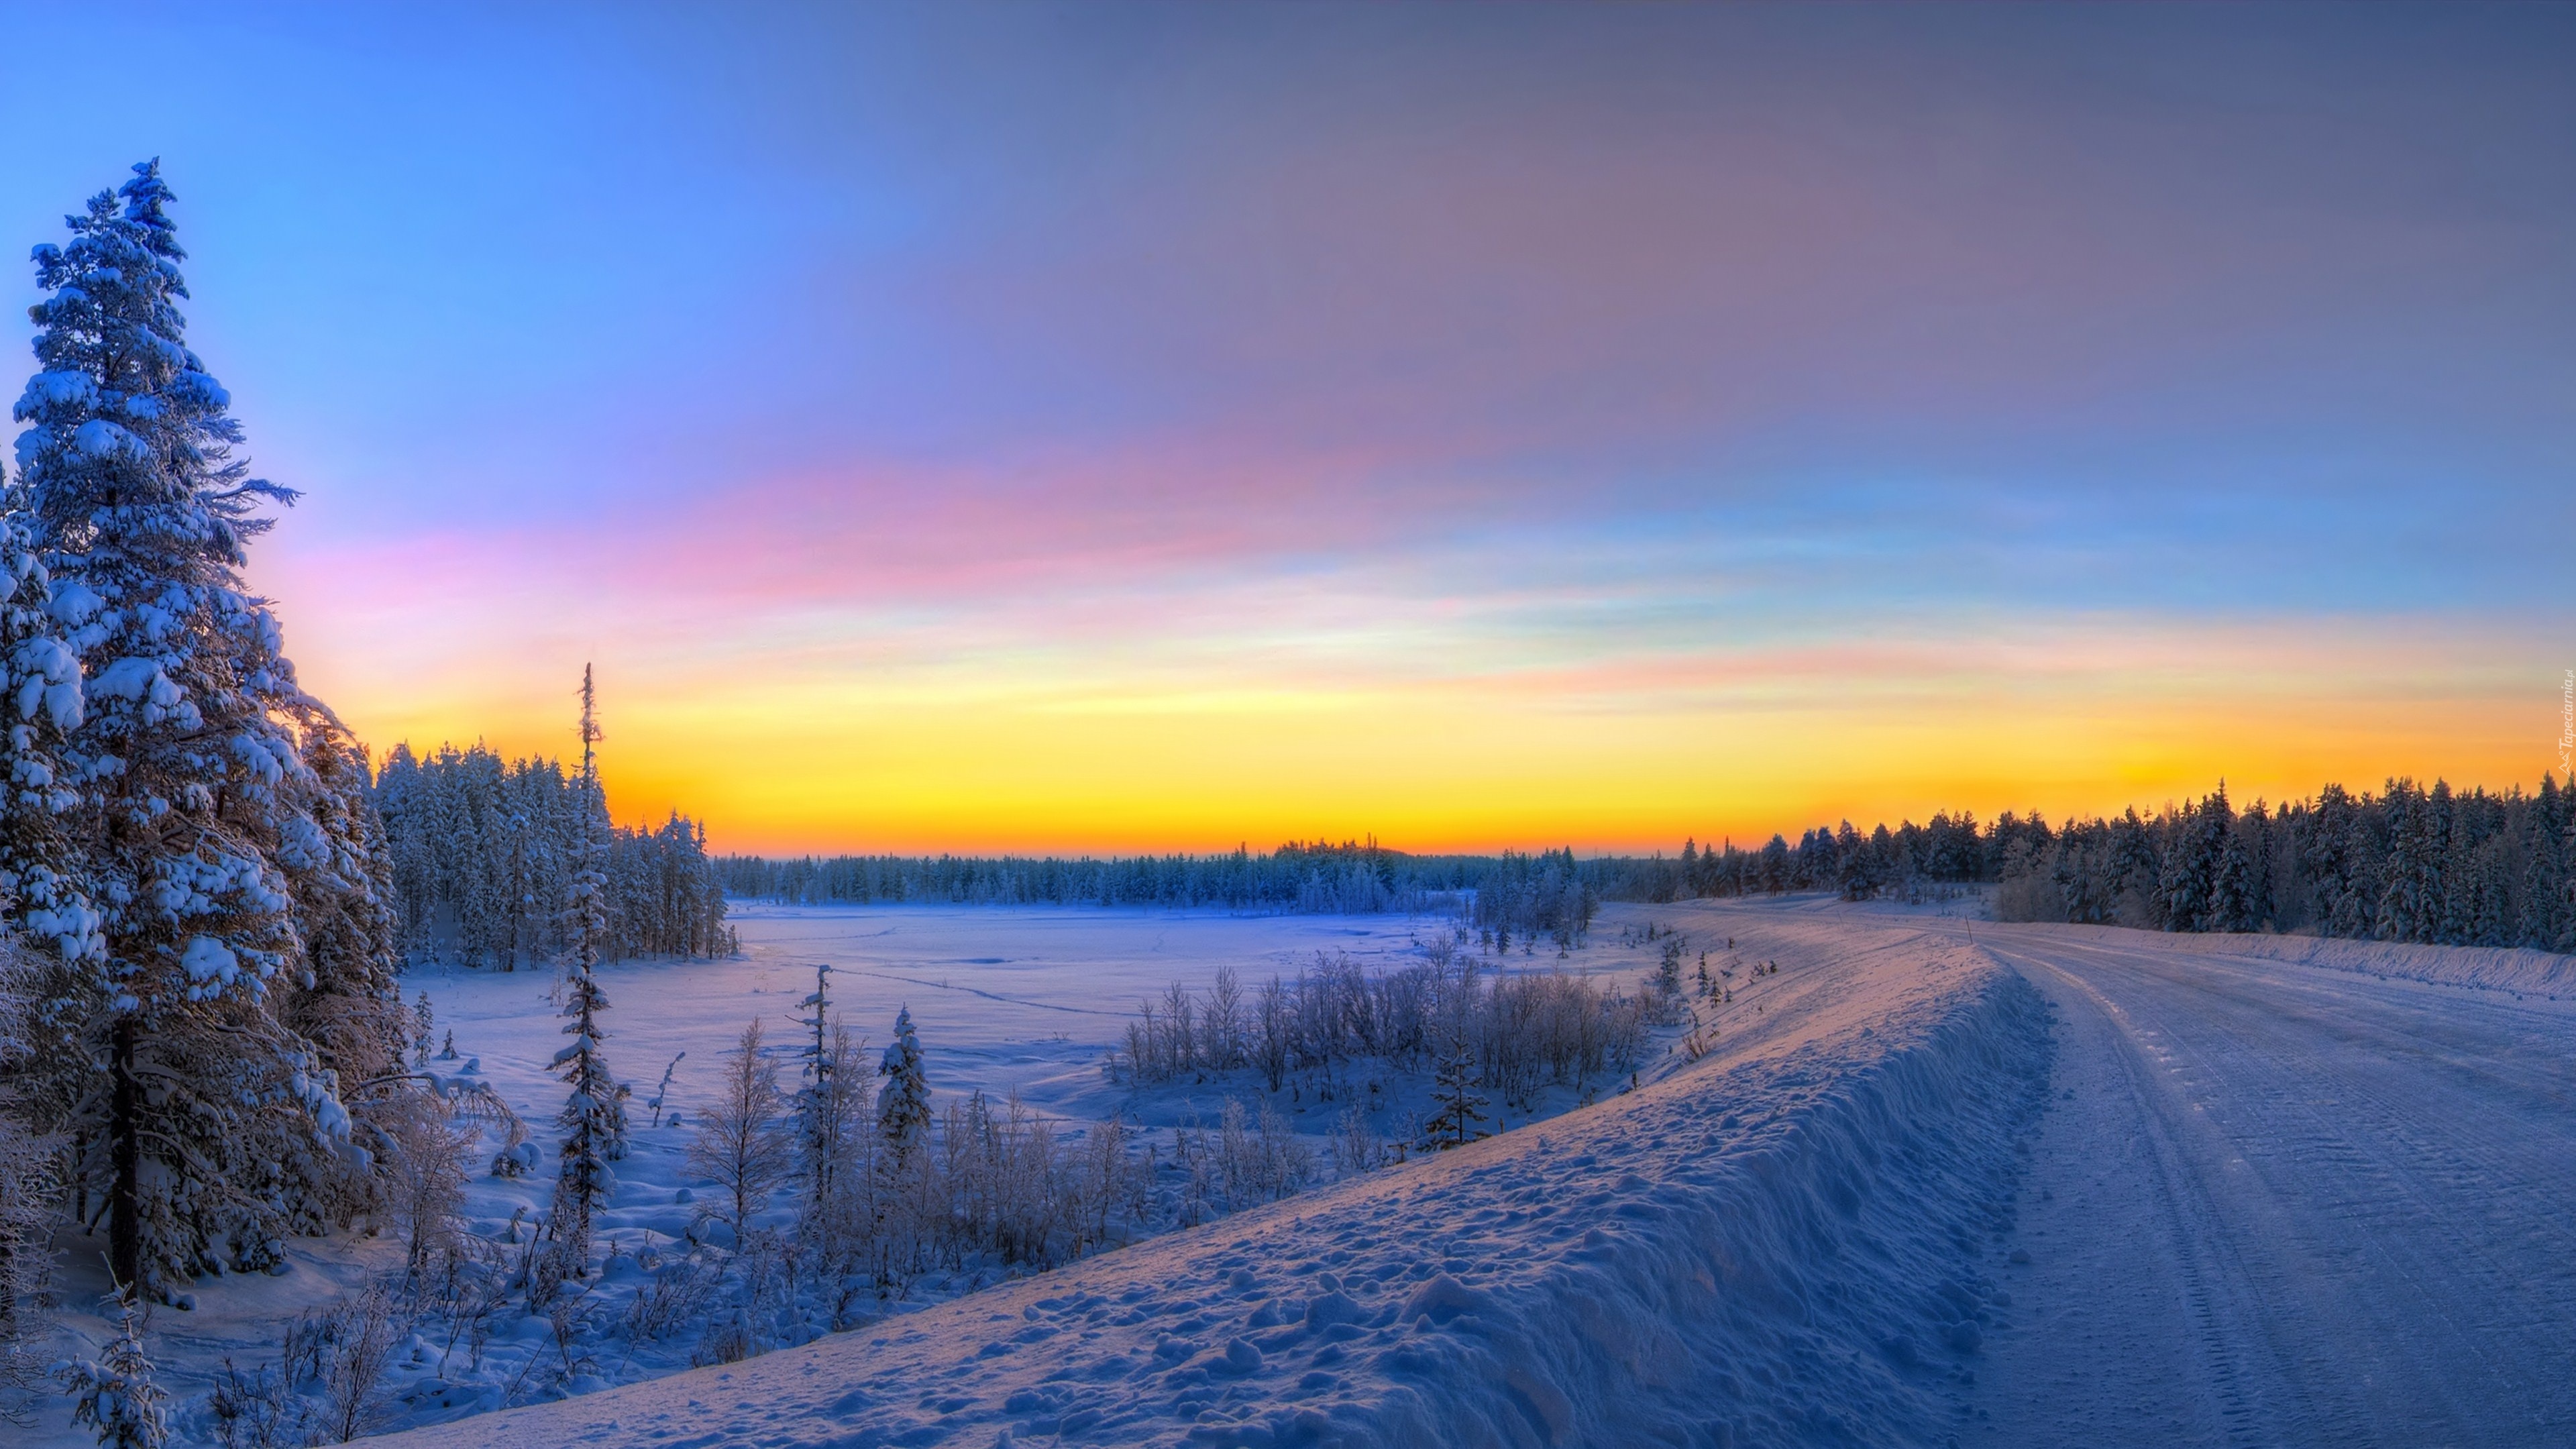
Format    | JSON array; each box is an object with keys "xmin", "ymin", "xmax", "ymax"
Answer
[
  {"xmin": 1988, "ymin": 920, "xmax": 2576, "ymax": 1000},
  {"xmin": 368, "ymin": 934, "xmax": 2051, "ymax": 1448},
  {"xmin": 1683, "ymin": 892, "xmax": 2575, "ymax": 999}
]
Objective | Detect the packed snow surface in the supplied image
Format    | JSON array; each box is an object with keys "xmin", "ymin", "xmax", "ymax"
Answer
[{"xmin": 1964, "ymin": 924, "xmax": 2576, "ymax": 1446}]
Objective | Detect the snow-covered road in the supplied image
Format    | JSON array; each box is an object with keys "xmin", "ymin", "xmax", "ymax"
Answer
[{"xmin": 1970, "ymin": 928, "xmax": 2576, "ymax": 1448}]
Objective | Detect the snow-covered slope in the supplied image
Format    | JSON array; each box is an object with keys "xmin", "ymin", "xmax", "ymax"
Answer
[{"xmin": 369, "ymin": 923, "xmax": 2052, "ymax": 1448}]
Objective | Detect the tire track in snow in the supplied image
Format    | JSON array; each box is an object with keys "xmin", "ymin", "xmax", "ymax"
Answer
[
  {"xmin": 1991, "ymin": 946, "xmax": 2330, "ymax": 1445},
  {"xmin": 1974, "ymin": 930, "xmax": 2576, "ymax": 1447},
  {"xmin": 785, "ymin": 962, "xmax": 1136, "ymax": 1018}
]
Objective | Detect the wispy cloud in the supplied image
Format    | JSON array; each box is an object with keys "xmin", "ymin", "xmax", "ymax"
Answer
[{"xmin": 9, "ymin": 5, "xmax": 2563, "ymax": 851}]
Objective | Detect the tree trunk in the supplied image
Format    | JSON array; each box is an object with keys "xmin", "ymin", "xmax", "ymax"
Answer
[{"xmin": 109, "ymin": 1014, "xmax": 142, "ymax": 1297}]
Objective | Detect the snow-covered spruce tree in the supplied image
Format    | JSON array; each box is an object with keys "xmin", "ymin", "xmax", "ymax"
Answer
[
  {"xmin": 0, "ymin": 476, "xmax": 83, "ymax": 951},
  {"xmin": 546, "ymin": 665, "xmax": 625, "ymax": 1272},
  {"xmin": 792, "ymin": 963, "xmax": 841, "ymax": 1208},
  {"xmin": 1421, "ymin": 1028, "xmax": 1489, "ymax": 1150},
  {"xmin": 875, "ymin": 1006, "xmax": 930, "ymax": 1166},
  {"xmin": 793, "ymin": 1011, "xmax": 874, "ymax": 1277},
  {"xmin": 2376, "ymin": 780, "xmax": 2438, "ymax": 944},
  {"xmin": 56, "ymin": 1290, "xmax": 167, "ymax": 1449},
  {"xmin": 2160, "ymin": 784, "xmax": 2229, "ymax": 932},
  {"xmin": 275, "ymin": 716, "xmax": 409, "ymax": 1220},
  {"xmin": 4, "ymin": 162, "xmax": 403, "ymax": 1297}
]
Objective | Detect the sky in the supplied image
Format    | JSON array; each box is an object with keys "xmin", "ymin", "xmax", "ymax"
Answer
[{"xmin": 0, "ymin": 3, "xmax": 2569, "ymax": 856}]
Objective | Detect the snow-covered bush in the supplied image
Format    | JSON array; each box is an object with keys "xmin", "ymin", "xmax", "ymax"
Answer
[
  {"xmin": 1216, "ymin": 1097, "xmax": 1315, "ymax": 1204},
  {"xmin": 378, "ymin": 1092, "xmax": 472, "ymax": 1286},
  {"xmin": 203, "ymin": 1357, "xmax": 319, "ymax": 1449},
  {"xmin": 1122, "ymin": 947, "xmax": 1652, "ymax": 1112},
  {"xmin": 1328, "ymin": 1105, "xmax": 1399, "ymax": 1175},
  {"xmin": 621, "ymin": 1251, "xmax": 720, "ymax": 1343},
  {"xmin": 317, "ymin": 1285, "xmax": 397, "ymax": 1443},
  {"xmin": 56, "ymin": 1291, "xmax": 168, "ymax": 1449}
]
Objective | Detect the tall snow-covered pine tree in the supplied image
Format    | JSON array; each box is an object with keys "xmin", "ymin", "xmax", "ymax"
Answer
[
  {"xmin": 547, "ymin": 665, "xmax": 625, "ymax": 1271},
  {"xmin": 5, "ymin": 162, "xmax": 390, "ymax": 1295}
]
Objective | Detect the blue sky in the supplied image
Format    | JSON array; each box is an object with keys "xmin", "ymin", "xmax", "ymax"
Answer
[{"xmin": 0, "ymin": 4, "xmax": 2567, "ymax": 849}]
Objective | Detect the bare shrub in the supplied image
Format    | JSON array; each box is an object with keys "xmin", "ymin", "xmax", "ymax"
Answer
[
  {"xmin": 692, "ymin": 1308, "xmax": 755, "ymax": 1368},
  {"xmin": 378, "ymin": 1093, "xmax": 472, "ymax": 1289},
  {"xmin": 1254, "ymin": 976, "xmax": 1291, "ymax": 1092},
  {"xmin": 1203, "ymin": 965, "xmax": 1244, "ymax": 1072},
  {"xmin": 625, "ymin": 1252, "xmax": 721, "ymax": 1342},
  {"xmin": 684, "ymin": 1019, "xmax": 792, "ymax": 1243},
  {"xmin": 207, "ymin": 1357, "xmax": 321, "ymax": 1449},
  {"xmin": 1123, "ymin": 945, "xmax": 1656, "ymax": 1109},
  {"xmin": 280, "ymin": 1284, "xmax": 398, "ymax": 1444},
  {"xmin": 1330, "ymin": 1106, "xmax": 1395, "ymax": 1177},
  {"xmin": 1217, "ymin": 1098, "xmax": 1314, "ymax": 1207}
]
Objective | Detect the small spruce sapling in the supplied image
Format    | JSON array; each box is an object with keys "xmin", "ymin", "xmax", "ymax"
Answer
[
  {"xmin": 412, "ymin": 992, "xmax": 435, "ymax": 1067},
  {"xmin": 792, "ymin": 963, "xmax": 837, "ymax": 1205},
  {"xmin": 1421, "ymin": 1029, "xmax": 1489, "ymax": 1151},
  {"xmin": 56, "ymin": 1290, "xmax": 168, "ymax": 1449},
  {"xmin": 876, "ymin": 1006, "xmax": 930, "ymax": 1165}
]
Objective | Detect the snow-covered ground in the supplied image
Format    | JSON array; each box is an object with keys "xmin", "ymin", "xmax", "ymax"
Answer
[
  {"xmin": 366, "ymin": 904, "xmax": 2055, "ymax": 1448},
  {"xmin": 30, "ymin": 899, "xmax": 2576, "ymax": 1446},
  {"xmin": 23, "ymin": 902, "xmax": 1698, "ymax": 1444}
]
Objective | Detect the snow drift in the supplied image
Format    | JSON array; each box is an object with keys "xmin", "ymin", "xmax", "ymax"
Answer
[{"xmin": 369, "ymin": 935, "xmax": 2052, "ymax": 1448}]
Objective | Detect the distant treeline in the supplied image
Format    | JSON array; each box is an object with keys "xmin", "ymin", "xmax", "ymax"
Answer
[
  {"xmin": 720, "ymin": 775, "xmax": 2575, "ymax": 955},
  {"xmin": 1612, "ymin": 777, "xmax": 2575, "ymax": 953},
  {"xmin": 715, "ymin": 839, "xmax": 1486, "ymax": 914},
  {"xmin": 1595, "ymin": 809, "xmax": 2039, "ymax": 905},
  {"xmin": 377, "ymin": 741, "xmax": 735, "ymax": 966}
]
